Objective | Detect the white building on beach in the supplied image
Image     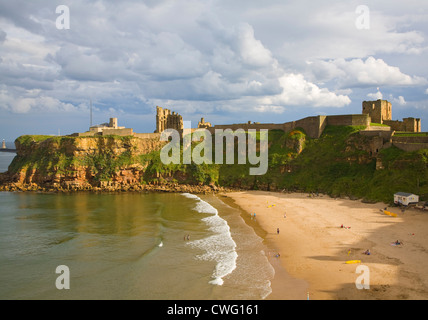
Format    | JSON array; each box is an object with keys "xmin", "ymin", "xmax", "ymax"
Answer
[{"xmin": 394, "ymin": 192, "xmax": 419, "ymax": 206}]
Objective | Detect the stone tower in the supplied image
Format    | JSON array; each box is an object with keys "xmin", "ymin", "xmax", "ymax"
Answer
[
  {"xmin": 362, "ymin": 99, "xmax": 392, "ymax": 124},
  {"xmin": 198, "ymin": 117, "xmax": 212, "ymax": 129},
  {"xmin": 109, "ymin": 118, "xmax": 118, "ymax": 129},
  {"xmin": 156, "ymin": 106, "xmax": 169, "ymax": 133},
  {"xmin": 155, "ymin": 106, "xmax": 183, "ymax": 133},
  {"xmin": 403, "ymin": 117, "xmax": 421, "ymax": 132},
  {"xmin": 2, "ymin": 139, "xmax": 6, "ymax": 149}
]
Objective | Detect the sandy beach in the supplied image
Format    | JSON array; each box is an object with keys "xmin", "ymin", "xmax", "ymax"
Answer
[{"xmin": 223, "ymin": 190, "xmax": 428, "ymax": 300}]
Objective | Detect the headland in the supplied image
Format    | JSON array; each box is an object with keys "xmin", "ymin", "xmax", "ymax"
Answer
[{"xmin": 1, "ymin": 99, "xmax": 427, "ymax": 207}]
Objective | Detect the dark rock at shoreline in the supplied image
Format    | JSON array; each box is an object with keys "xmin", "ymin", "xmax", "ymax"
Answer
[{"xmin": 0, "ymin": 176, "xmax": 237, "ymax": 195}]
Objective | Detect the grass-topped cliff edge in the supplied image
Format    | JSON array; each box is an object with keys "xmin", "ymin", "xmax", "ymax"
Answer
[{"xmin": 1, "ymin": 126, "xmax": 427, "ymax": 204}]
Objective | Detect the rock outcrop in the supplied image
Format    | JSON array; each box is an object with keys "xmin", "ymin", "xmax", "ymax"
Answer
[{"xmin": 1, "ymin": 135, "xmax": 210, "ymax": 193}]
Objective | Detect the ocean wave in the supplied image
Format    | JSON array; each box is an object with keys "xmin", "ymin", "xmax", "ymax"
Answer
[{"xmin": 182, "ymin": 193, "xmax": 238, "ymax": 286}]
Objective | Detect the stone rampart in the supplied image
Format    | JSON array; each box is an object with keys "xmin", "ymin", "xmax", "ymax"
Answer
[
  {"xmin": 326, "ymin": 114, "xmax": 370, "ymax": 127},
  {"xmin": 134, "ymin": 133, "xmax": 161, "ymax": 140},
  {"xmin": 206, "ymin": 114, "xmax": 369, "ymax": 139},
  {"xmin": 359, "ymin": 130, "xmax": 394, "ymax": 141},
  {"xmin": 392, "ymin": 136, "xmax": 428, "ymax": 144},
  {"xmin": 393, "ymin": 142, "xmax": 428, "ymax": 152},
  {"xmin": 294, "ymin": 116, "xmax": 327, "ymax": 138},
  {"xmin": 101, "ymin": 128, "xmax": 134, "ymax": 136}
]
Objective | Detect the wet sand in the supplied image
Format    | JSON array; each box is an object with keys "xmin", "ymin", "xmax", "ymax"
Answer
[{"xmin": 224, "ymin": 191, "xmax": 428, "ymax": 300}]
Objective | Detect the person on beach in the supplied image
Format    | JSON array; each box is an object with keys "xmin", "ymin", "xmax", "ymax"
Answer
[
  {"xmin": 364, "ymin": 249, "xmax": 371, "ymax": 255},
  {"xmin": 277, "ymin": 228, "xmax": 280, "ymax": 235}
]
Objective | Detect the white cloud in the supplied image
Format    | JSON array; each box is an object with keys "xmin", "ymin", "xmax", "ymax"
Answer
[
  {"xmin": 0, "ymin": 0, "xmax": 427, "ymax": 137},
  {"xmin": 0, "ymin": 88, "xmax": 83, "ymax": 114},
  {"xmin": 367, "ymin": 89, "xmax": 383, "ymax": 100},
  {"xmin": 253, "ymin": 105, "xmax": 285, "ymax": 114},
  {"xmin": 236, "ymin": 23, "xmax": 274, "ymax": 68},
  {"xmin": 274, "ymin": 73, "xmax": 351, "ymax": 107},
  {"xmin": 391, "ymin": 95, "xmax": 407, "ymax": 106},
  {"xmin": 310, "ymin": 57, "xmax": 427, "ymax": 88},
  {"xmin": 276, "ymin": 2, "xmax": 427, "ymax": 62}
]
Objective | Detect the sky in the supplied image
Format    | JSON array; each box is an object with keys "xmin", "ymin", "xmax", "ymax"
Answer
[{"xmin": 1, "ymin": 0, "xmax": 428, "ymax": 141}]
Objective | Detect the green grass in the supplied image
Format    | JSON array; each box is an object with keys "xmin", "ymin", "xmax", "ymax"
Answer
[
  {"xmin": 370, "ymin": 123, "xmax": 390, "ymax": 127},
  {"xmin": 15, "ymin": 135, "xmax": 56, "ymax": 146},
  {"xmin": 394, "ymin": 132, "xmax": 428, "ymax": 137},
  {"xmin": 277, "ymin": 126, "xmax": 428, "ymax": 203}
]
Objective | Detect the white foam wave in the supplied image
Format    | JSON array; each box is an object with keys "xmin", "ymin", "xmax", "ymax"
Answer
[
  {"xmin": 182, "ymin": 193, "xmax": 238, "ymax": 286},
  {"xmin": 181, "ymin": 193, "xmax": 199, "ymax": 200}
]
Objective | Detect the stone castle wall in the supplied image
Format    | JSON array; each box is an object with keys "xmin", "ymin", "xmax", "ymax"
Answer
[
  {"xmin": 392, "ymin": 141, "xmax": 428, "ymax": 152},
  {"xmin": 326, "ymin": 114, "xmax": 371, "ymax": 127},
  {"xmin": 205, "ymin": 114, "xmax": 370, "ymax": 139},
  {"xmin": 362, "ymin": 100, "xmax": 392, "ymax": 124},
  {"xmin": 134, "ymin": 133, "xmax": 161, "ymax": 139},
  {"xmin": 100, "ymin": 128, "xmax": 134, "ymax": 136},
  {"xmin": 392, "ymin": 136, "xmax": 428, "ymax": 144},
  {"xmin": 362, "ymin": 99, "xmax": 420, "ymax": 133},
  {"xmin": 293, "ymin": 116, "xmax": 326, "ymax": 138},
  {"xmin": 360, "ymin": 129, "xmax": 394, "ymax": 141},
  {"xmin": 383, "ymin": 118, "xmax": 421, "ymax": 133},
  {"xmin": 210, "ymin": 123, "xmax": 285, "ymax": 132}
]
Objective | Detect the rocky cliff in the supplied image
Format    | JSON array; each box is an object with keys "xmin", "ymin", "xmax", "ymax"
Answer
[
  {"xmin": 1, "ymin": 127, "xmax": 427, "ymax": 204},
  {"xmin": 0, "ymin": 135, "xmax": 225, "ymax": 193}
]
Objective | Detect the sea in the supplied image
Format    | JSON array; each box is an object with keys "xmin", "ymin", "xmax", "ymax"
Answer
[
  {"xmin": 0, "ymin": 153, "xmax": 275, "ymax": 300},
  {"xmin": 0, "ymin": 151, "xmax": 15, "ymax": 173}
]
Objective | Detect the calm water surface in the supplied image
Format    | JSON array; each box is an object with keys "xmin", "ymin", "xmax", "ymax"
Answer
[
  {"xmin": 0, "ymin": 152, "xmax": 15, "ymax": 173},
  {"xmin": 0, "ymin": 191, "xmax": 274, "ymax": 300}
]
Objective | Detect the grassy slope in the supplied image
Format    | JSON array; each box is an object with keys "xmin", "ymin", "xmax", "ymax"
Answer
[{"xmin": 274, "ymin": 126, "xmax": 428, "ymax": 204}]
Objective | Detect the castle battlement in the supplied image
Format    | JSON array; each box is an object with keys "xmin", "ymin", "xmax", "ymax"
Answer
[
  {"xmin": 69, "ymin": 99, "xmax": 422, "ymax": 152},
  {"xmin": 71, "ymin": 117, "xmax": 134, "ymax": 137},
  {"xmin": 363, "ymin": 99, "xmax": 420, "ymax": 132}
]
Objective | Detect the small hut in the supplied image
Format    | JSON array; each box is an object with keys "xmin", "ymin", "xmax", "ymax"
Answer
[{"xmin": 394, "ymin": 192, "xmax": 419, "ymax": 206}]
